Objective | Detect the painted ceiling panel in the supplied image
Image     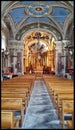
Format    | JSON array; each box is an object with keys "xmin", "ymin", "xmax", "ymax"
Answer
[
  {"xmin": 43, "ymin": 1, "xmax": 56, "ymax": 4},
  {"xmin": 51, "ymin": 7, "xmax": 70, "ymax": 22},
  {"xmin": 26, "ymin": 17, "xmax": 50, "ymax": 23},
  {"xmin": 27, "ymin": 4, "xmax": 49, "ymax": 17},
  {"xmin": 21, "ymin": 1, "xmax": 73, "ymax": 7},
  {"xmin": 10, "ymin": 8, "xmax": 26, "ymax": 23},
  {"xmin": 9, "ymin": 2, "xmax": 70, "ymax": 24},
  {"xmin": 21, "ymin": 1, "xmax": 56, "ymax": 5},
  {"xmin": 21, "ymin": 1, "xmax": 34, "ymax": 5}
]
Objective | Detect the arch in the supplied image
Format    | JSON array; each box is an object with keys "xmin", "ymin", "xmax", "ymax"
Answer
[
  {"xmin": 63, "ymin": 13, "xmax": 73, "ymax": 39},
  {"xmin": 21, "ymin": 28, "xmax": 58, "ymax": 42},
  {"xmin": 15, "ymin": 22, "xmax": 62, "ymax": 41}
]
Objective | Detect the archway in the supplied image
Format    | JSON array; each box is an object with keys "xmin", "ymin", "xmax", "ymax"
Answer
[{"xmin": 22, "ymin": 30, "xmax": 56, "ymax": 74}]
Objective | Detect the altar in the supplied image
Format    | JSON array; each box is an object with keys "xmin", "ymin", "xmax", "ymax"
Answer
[{"xmin": 36, "ymin": 65, "xmax": 43, "ymax": 71}]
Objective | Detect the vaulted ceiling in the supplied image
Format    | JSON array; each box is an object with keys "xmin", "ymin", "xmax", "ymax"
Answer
[{"xmin": 1, "ymin": 1, "xmax": 74, "ymax": 44}]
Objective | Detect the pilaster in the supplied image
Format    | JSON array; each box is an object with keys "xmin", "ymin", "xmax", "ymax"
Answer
[
  {"xmin": 8, "ymin": 40, "xmax": 23, "ymax": 75},
  {"xmin": 54, "ymin": 41, "xmax": 62, "ymax": 76}
]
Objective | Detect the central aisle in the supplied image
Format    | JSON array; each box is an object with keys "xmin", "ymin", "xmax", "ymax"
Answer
[{"xmin": 22, "ymin": 80, "xmax": 62, "ymax": 129}]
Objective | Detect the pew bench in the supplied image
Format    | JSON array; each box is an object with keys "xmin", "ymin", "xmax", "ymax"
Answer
[
  {"xmin": 1, "ymin": 88, "xmax": 30, "ymax": 98},
  {"xmin": 1, "ymin": 110, "xmax": 19, "ymax": 129},
  {"xmin": 67, "ymin": 120, "xmax": 73, "ymax": 129},
  {"xmin": 1, "ymin": 93, "xmax": 28, "ymax": 112},
  {"xmin": 53, "ymin": 94, "xmax": 74, "ymax": 114},
  {"xmin": 1, "ymin": 83, "xmax": 32, "ymax": 91},
  {"xmin": 48, "ymin": 88, "xmax": 73, "ymax": 99},
  {"xmin": 67, "ymin": 110, "xmax": 74, "ymax": 129},
  {"xmin": 1, "ymin": 97, "xmax": 25, "ymax": 126},
  {"xmin": 51, "ymin": 89, "xmax": 74, "ymax": 106},
  {"xmin": 60, "ymin": 100, "xmax": 74, "ymax": 129},
  {"xmin": 1, "ymin": 83, "xmax": 32, "ymax": 96},
  {"xmin": 57, "ymin": 94, "xmax": 74, "ymax": 108}
]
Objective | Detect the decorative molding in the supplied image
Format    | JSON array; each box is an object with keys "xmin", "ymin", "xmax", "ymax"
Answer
[{"xmin": 54, "ymin": 41, "xmax": 62, "ymax": 52}]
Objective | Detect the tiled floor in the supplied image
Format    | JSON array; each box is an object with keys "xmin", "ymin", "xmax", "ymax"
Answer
[{"xmin": 22, "ymin": 80, "xmax": 62, "ymax": 129}]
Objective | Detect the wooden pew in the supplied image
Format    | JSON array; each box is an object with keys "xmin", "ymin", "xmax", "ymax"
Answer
[
  {"xmin": 44, "ymin": 78, "xmax": 73, "ymax": 87},
  {"xmin": 1, "ymin": 75, "xmax": 35, "ymax": 128},
  {"xmin": 1, "ymin": 83, "xmax": 33, "ymax": 96},
  {"xmin": 49, "ymin": 88, "xmax": 73, "ymax": 99},
  {"xmin": 47, "ymin": 84, "xmax": 73, "ymax": 92},
  {"xmin": 56, "ymin": 94, "xmax": 74, "ymax": 112},
  {"xmin": 1, "ymin": 88, "xmax": 29, "ymax": 97},
  {"xmin": 60, "ymin": 100, "xmax": 74, "ymax": 129},
  {"xmin": 43, "ymin": 74, "xmax": 74, "ymax": 129},
  {"xmin": 1, "ymin": 83, "xmax": 32, "ymax": 91},
  {"xmin": 67, "ymin": 120, "xmax": 72, "ymax": 129},
  {"xmin": 1, "ymin": 93, "xmax": 28, "ymax": 112},
  {"xmin": 1, "ymin": 89, "xmax": 32, "ymax": 103},
  {"xmin": 45, "ymin": 81, "xmax": 73, "ymax": 93},
  {"xmin": 52, "ymin": 89, "xmax": 73, "ymax": 98},
  {"xmin": 54, "ymin": 93, "xmax": 74, "ymax": 117},
  {"xmin": 1, "ymin": 78, "xmax": 34, "ymax": 109},
  {"xmin": 1, "ymin": 98, "xmax": 25, "ymax": 126},
  {"xmin": 1, "ymin": 83, "xmax": 32, "ymax": 99},
  {"xmin": 51, "ymin": 89, "xmax": 74, "ymax": 107},
  {"xmin": 1, "ymin": 110, "xmax": 19, "ymax": 129},
  {"xmin": 67, "ymin": 111, "xmax": 74, "ymax": 129},
  {"xmin": 47, "ymin": 86, "xmax": 73, "ymax": 104}
]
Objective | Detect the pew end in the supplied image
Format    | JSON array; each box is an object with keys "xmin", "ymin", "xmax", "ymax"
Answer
[{"xmin": 1, "ymin": 110, "xmax": 20, "ymax": 129}]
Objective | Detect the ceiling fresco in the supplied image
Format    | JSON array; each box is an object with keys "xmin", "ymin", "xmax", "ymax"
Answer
[
  {"xmin": 8, "ymin": 1, "xmax": 71, "ymax": 24},
  {"xmin": 10, "ymin": 8, "xmax": 26, "ymax": 23},
  {"xmin": 1, "ymin": 1, "xmax": 74, "ymax": 43},
  {"xmin": 26, "ymin": 17, "xmax": 51, "ymax": 23},
  {"xmin": 26, "ymin": 3, "xmax": 50, "ymax": 17},
  {"xmin": 51, "ymin": 7, "xmax": 70, "ymax": 22}
]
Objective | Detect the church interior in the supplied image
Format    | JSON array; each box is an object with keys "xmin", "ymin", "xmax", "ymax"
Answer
[{"xmin": 1, "ymin": 1, "xmax": 74, "ymax": 129}]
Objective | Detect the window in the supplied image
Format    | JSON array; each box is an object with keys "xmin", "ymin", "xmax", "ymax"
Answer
[{"xmin": 1, "ymin": 33, "xmax": 6, "ymax": 52}]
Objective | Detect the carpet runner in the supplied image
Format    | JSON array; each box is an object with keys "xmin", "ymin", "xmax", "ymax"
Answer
[{"xmin": 22, "ymin": 80, "xmax": 62, "ymax": 129}]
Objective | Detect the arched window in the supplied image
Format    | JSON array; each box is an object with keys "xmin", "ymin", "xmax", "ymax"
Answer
[{"xmin": 1, "ymin": 32, "xmax": 6, "ymax": 52}]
